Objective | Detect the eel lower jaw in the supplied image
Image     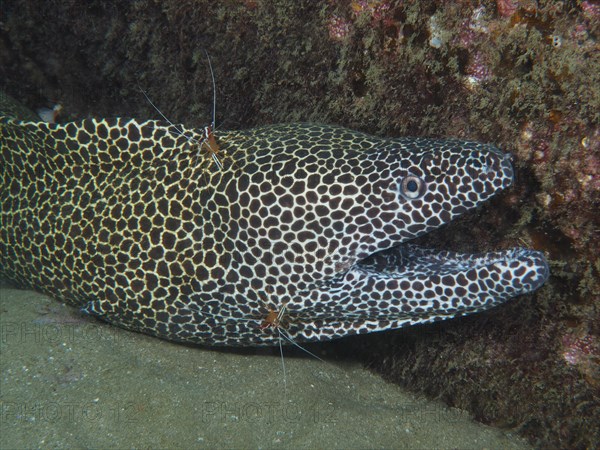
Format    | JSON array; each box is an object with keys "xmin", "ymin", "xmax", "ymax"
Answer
[
  {"xmin": 348, "ymin": 243, "xmax": 550, "ymax": 319},
  {"xmin": 285, "ymin": 244, "xmax": 548, "ymax": 345}
]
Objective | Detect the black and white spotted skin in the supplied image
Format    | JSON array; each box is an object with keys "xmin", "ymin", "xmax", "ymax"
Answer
[{"xmin": 0, "ymin": 96, "xmax": 549, "ymax": 346}]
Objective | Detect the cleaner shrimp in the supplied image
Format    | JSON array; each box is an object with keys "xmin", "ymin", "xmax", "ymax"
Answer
[{"xmin": 140, "ymin": 51, "xmax": 235, "ymax": 183}]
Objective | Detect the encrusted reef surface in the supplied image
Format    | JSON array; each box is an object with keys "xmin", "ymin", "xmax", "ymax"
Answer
[{"xmin": 1, "ymin": 1, "xmax": 598, "ymax": 447}]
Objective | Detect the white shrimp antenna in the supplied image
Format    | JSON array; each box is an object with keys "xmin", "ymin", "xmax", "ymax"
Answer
[{"xmin": 204, "ymin": 49, "xmax": 217, "ymax": 130}]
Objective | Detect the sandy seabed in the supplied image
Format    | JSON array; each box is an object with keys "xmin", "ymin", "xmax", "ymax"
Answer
[{"xmin": 0, "ymin": 282, "xmax": 530, "ymax": 449}]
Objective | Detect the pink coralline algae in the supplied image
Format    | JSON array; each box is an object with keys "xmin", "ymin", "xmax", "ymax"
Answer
[
  {"xmin": 452, "ymin": 6, "xmax": 496, "ymax": 87},
  {"xmin": 561, "ymin": 333, "xmax": 600, "ymax": 386},
  {"xmin": 562, "ymin": 334, "xmax": 598, "ymax": 364},
  {"xmin": 327, "ymin": 14, "xmax": 352, "ymax": 41},
  {"xmin": 327, "ymin": 1, "xmax": 393, "ymax": 41},
  {"xmin": 496, "ymin": 0, "xmax": 519, "ymax": 18},
  {"xmin": 455, "ymin": 6, "xmax": 489, "ymax": 49},
  {"xmin": 580, "ymin": 1, "xmax": 600, "ymax": 21},
  {"xmin": 568, "ymin": 2, "xmax": 599, "ymax": 50},
  {"xmin": 350, "ymin": 0, "xmax": 391, "ymax": 21},
  {"xmin": 465, "ymin": 51, "xmax": 494, "ymax": 86}
]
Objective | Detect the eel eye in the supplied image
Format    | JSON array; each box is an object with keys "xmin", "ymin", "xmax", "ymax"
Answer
[{"xmin": 399, "ymin": 175, "xmax": 426, "ymax": 200}]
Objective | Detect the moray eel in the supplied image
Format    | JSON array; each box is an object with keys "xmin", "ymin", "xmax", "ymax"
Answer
[{"xmin": 0, "ymin": 94, "xmax": 549, "ymax": 346}]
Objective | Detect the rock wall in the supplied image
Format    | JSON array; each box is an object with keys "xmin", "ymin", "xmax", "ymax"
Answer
[{"xmin": 2, "ymin": 1, "xmax": 598, "ymax": 447}]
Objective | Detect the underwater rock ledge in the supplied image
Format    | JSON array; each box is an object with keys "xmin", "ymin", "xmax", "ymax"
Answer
[{"xmin": 1, "ymin": 1, "xmax": 598, "ymax": 448}]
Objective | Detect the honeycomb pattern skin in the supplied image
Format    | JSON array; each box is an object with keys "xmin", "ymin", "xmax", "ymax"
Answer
[{"xmin": 0, "ymin": 100, "xmax": 549, "ymax": 346}]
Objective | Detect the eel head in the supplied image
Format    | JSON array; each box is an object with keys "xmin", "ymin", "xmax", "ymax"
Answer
[{"xmin": 228, "ymin": 125, "xmax": 549, "ymax": 345}]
